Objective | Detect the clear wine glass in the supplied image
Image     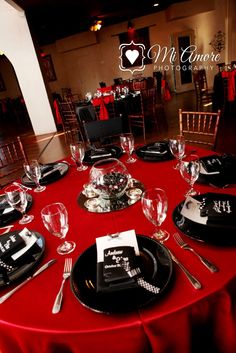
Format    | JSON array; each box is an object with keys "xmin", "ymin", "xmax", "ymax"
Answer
[
  {"xmin": 70, "ymin": 142, "xmax": 88, "ymax": 171},
  {"xmin": 4, "ymin": 184, "xmax": 34, "ymax": 224},
  {"xmin": 23, "ymin": 160, "xmax": 46, "ymax": 193},
  {"xmin": 141, "ymin": 188, "xmax": 169, "ymax": 243},
  {"xmin": 41, "ymin": 202, "xmax": 76, "ymax": 255},
  {"xmin": 120, "ymin": 133, "xmax": 137, "ymax": 164},
  {"xmin": 180, "ymin": 154, "xmax": 200, "ymax": 197},
  {"xmin": 169, "ymin": 135, "xmax": 185, "ymax": 169}
]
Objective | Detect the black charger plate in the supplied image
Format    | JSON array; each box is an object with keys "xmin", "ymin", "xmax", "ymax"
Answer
[
  {"xmin": 83, "ymin": 146, "xmax": 123, "ymax": 165},
  {"xmin": 70, "ymin": 235, "xmax": 173, "ymax": 313},
  {"xmin": 21, "ymin": 162, "xmax": 69, "ymax": 186},
  {"xmin": 136, "ymin": 142, "xmax": 173, "ymax": 162},
  {"xmin": 0, "ymin": 194, "xmax": 33, "ymax": 227},
  {"xmin": 0, "ymin": 231, "xmax": 45, "ymax": 287},
  {"xmin": 172, "ymin": 194, "xmax": 236, "ymax": 246}
]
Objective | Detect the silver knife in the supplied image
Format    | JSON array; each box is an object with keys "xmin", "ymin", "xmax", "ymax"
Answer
[{"xmin": 0, "ymin": 259, "xmax": 56, "ymax": 304}]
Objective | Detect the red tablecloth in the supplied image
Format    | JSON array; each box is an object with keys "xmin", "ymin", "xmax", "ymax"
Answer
[{"xmin": 1, "ymin": 146, "xmax": 236, "ymax": 353}]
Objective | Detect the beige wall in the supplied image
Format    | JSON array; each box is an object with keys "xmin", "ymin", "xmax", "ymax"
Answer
[{"xmin": 40, "ymin": 0, "xmax": 231, "ymax": 97}]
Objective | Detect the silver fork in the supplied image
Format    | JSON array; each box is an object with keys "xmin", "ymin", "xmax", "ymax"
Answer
[
  {"xmin": 173, "ymin": 233, "xmax": 218, "ymax": 273},
  {"xmin": 52, "ymin": 258, "xmax": 72, "ymax": 314}
]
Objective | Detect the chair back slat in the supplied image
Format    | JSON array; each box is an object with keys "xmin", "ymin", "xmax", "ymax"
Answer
[
  {"xmin": 179, "ymin": 109, "xmax": 221, "ymax": 150},
  {"xmin": 0, "ymin": 136, "xmax": 28, "ymax": 186}
]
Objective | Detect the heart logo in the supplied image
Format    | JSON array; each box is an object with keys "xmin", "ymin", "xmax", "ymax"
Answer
[{"xmin": 125, "ymin": 49, "xmax": 139, "ymax": 65}]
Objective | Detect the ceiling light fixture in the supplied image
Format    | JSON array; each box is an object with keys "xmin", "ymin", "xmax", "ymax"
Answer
[
  {"xmin": 90, "ymin": 20, "xmax": 103, "ymax": 32},
  {"xmin": 153, "ymin": 3, "xmax": 159, "ymax": 7}
]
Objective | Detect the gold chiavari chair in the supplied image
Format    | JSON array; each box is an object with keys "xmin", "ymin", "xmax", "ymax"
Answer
[
  {"xmin": 0, "ymin": 136, "xmax": 28, "ymax": 187},
  {"xmin": 179, "ymin": 109, "xmax": 221, "ymax": 150}
]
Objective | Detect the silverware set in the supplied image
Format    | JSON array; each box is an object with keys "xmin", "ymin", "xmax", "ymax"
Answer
[
  {"xmin": 0, "ymin": 232, "xmax": 218, "ymax": 307},
  {"xmin": 167, "ymin": 232, "xmax": 218, "ymax": 290},
  {"xmin": 173, "ymin": 233, "xmax": 218, "ymax": 273}
]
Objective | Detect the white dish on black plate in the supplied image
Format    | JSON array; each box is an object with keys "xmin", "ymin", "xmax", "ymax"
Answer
[{"xmin": 70, "ymin": 235, "xmax": 173, "ymax": 313}]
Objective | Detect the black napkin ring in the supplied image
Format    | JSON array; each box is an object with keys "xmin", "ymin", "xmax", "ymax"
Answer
[{"xmin": 0, "ymin": 259, "xmax": 14, "ymax": 271}]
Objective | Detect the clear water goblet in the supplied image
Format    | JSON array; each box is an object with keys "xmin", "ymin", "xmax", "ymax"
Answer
[
  {"xmin": 169, "ymin": 135, "xmax": 185, "ymax": 169},
  {"xmin": 70, "ymin": 142, "xmax": 88, "ymax": 171},
  {"xmin": 5, "ymin": 184, "xmax": 34, "ymax": 224},
  {"xmin": 41, "ymin": 202, "xmax": 76, "ymax": 255},
  {"xmin": 23, "ymin": 160, "xmax": 46, "ymax": 193},
  {"xmin": 120, "ymin": 133, "xmax": 137, "ymax": 164},
  {"xmin": 141, "ymin": 188, "xmax": 169, "ymax": 243},
  {"xmin": 180, "ymin": 154, "xmax": 200, "ymax": 197}
]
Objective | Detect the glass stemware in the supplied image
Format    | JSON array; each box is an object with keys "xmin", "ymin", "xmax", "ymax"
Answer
[
  {"xmin": 41, "ymin": 202, "xmax": 76, "ymax": 255},
  {"xmin": 141, "ymin": 188, "xmax": 169, "ymax": 242},
  {"xmin": 120, "ymin": 133, "xmax": 137, "ymax": 164},
  {"xmin": 23, "ymin": 160, "xmax": 46, "ymax": 193},
  {"xmin": 5, "ymin": 184, "xmax": 34, "ymax": 224},
  {"xmin": 180, "ymin": 154, "xmax": 200, "ymax": 197},
  {"xmin": 70, "ymin": 142, "xmax": 88, "ymax": 171},
  {"xmin": 169, "ymin": 135, "xmax": 185, "ymax": 169}
]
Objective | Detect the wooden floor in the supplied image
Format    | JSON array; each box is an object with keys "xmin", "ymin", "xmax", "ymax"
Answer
[{"xmin": 0, "ymin": 90, "xmax": 235, "ymax": 167}]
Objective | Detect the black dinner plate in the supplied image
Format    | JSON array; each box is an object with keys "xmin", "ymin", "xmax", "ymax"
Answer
[
  {"xmin": 172, "ymin": 194, "xmax": 236, "ymax": 245},
  {"xmin": 0, "ymin": 231, "xmax": 45, "ymax": 287},
  {"xmin": 83, "ymin": 145, "xmax": 123, "ymax": 165},
  {"xmin": 71, "ymin": 235, "xmax": 173, "ymax": 313},
  {"xmin": 136, "ymin": 141, "xmax": 174, "ymax": 162},
  {"xmin": 0, "ymin": 193, "xmax": 33, "ymax": 227},
  {"xmin": 21, "ymin": 162, "xmax": 69, "ymax": 186}
]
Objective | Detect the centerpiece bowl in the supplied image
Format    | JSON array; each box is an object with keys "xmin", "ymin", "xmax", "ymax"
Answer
[{"xmin": 89, "ymin": 158, "xmax": 129, "ymax": 200}]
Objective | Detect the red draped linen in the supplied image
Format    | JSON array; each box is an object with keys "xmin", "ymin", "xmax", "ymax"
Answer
[
  {"xmin": 1, "ymin": 146, "xmax": 236, "ymax": 353},
  {"xmin": 91, "ymin": 95, "xmax": 114, "ymax": 120},
  {"xmin": 221, "ymin": 70, "xmax": 236, "ymax": 102},
  {"xmin": 53, "ymin": 99, "xmax": 63, "ymax": 125}
]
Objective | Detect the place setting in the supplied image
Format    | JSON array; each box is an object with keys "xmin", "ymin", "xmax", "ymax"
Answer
[
  {"xmin": 172, "ymin": 192, "xmax": 236, "ymax": 246},
  {"xmin": 197, "ymin": 153, "xmax": 236, "ymax": 188},
  {"xmin": 0, "ymin": 184, "xmax": 33, "ymax": 227},
  {"xmin": 171, "ymin": 152, "xmax": 236, "ymax": 245},
  {"xmin": 83, "ymin": 145, "xmax": 123, "ymax": 164},
  {"xmin": 77, "ymin": 158, "xmax": 144, "ymax": 213},
  {"xmin": 21, "ymin": 159, "xmax": 69, "ymax": 188},
  {"xmin": 135, "ymin": 140, "xmax": 174, "ymax": 162},
  {"xmin": 0, "ymin": 227, "xmax": 46, "ymax": 288},
  {"xmin": 70, "ymin": 229, "xmax": 173, "ymax": 314}
]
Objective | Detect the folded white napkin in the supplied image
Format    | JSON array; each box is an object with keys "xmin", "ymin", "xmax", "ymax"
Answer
[
  {"xmin": 90, "ymin": 153, "xmax": 112, "ymax": 160},
  {"xmin": 141, "ymin": 149, "xmax": 167, "ymax": 155},
  {"xmin": 2, "ymin": 206, "xmax": 14, "ymax": 214}
]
